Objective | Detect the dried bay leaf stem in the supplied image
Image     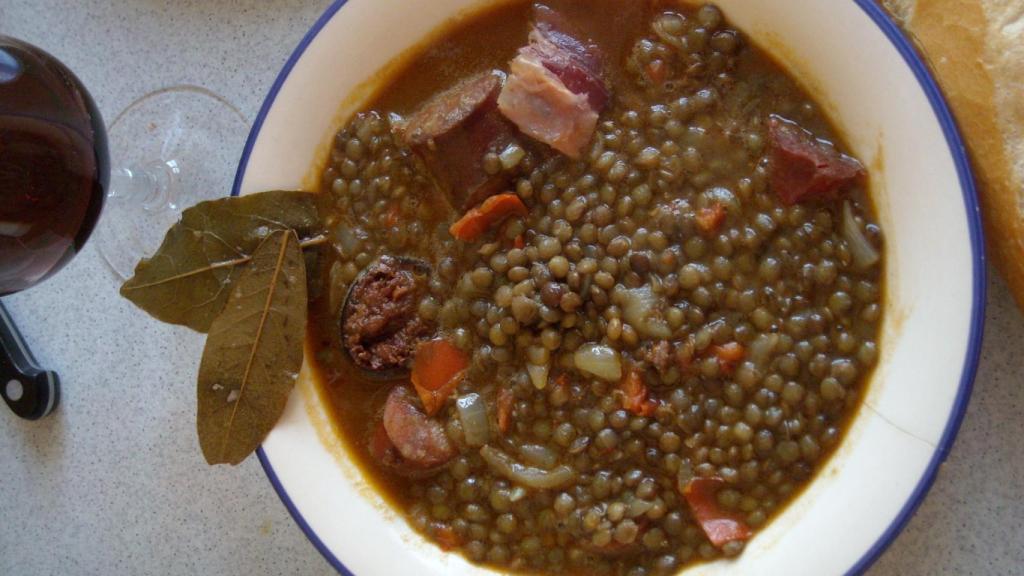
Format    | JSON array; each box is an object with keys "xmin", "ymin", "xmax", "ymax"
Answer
[{"xmin": 123, "ymin": 234, "xmax": 327, "ymax": 291}]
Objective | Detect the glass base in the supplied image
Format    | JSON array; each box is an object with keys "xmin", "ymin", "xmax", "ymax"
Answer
[{"xmin": 94, "ymin": 85, "xmax": 249, "ymax": 280}]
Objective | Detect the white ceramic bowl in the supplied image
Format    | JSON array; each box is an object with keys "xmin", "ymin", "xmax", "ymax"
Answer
[{"xmin": 232, "ymin": 1, "xmax": 985, "ymax": 574}]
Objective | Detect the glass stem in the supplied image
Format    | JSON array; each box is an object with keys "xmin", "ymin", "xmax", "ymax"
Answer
[{"xmin": 108, "ymin": 159, "xmax": 181, "ymax": 212}]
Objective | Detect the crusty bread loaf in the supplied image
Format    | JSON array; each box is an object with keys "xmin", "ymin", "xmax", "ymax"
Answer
[{"xmin": 882, "ymin": 0, "xmax": 1024, "ymax": 312}]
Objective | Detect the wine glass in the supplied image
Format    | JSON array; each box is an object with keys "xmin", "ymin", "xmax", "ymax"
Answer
[
  {"xmin": 0, "ymin": 35, "xmax": 248, "ymax": 419},
  {"xmin": 94, "ymin": 85, "xmax": 248, "ymax": 279}
]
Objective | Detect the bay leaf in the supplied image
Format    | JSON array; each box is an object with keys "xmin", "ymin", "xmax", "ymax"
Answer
[
  {"xmin": 196, "ymin": 229, "xmax": 307, "ymax": 465},
  {"xmin": 120, "ymin": 190, "xmax": 323, "ymax": 333}
]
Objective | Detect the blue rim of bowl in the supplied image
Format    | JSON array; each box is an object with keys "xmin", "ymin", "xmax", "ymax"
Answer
[{"xmin": 233, "ymin": 1, "xmax": 986, "ymax": 574}]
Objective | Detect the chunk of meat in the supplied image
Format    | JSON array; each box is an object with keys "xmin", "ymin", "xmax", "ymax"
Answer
[
  {"xmin": 497, "ymin": 6, "xmax": 609, "ymax": 158},
  {"xmin": 768, "ymin": 115, "xmax": 865, "ymax": 205},
  {"xmin": 499, "ymin": 56, "xmax": 597, "ymax": 158},
  {"xmin": 368, "ymin": 421, "xmax": 446, "ymax": 479},
  {"xmin": 529, "ymin": 4, "xmax": 609, "ymax": 110},
  {"xmin": 643, "ymin": 340, "xmax": 673, "ymax": 373},
  {"xmin": 619, "ymin": 368, "xmax": 658, "ymax": 417},
  {"xmin": 381, "ymin": 386, "xmax": 456, "ymax": 470},
  {"xmin": 369, "ymin": 422, "xmax": 405, "ymax": 469},
  {"xmin": 399, "ymin": 70, "xmax": 518, "ymax": 210},
  {"xmin": 681, "ymin": 476, "xmax": 753, "ymax": 548},
  {"xmin": 341, "ymin": 256, "xmax": 434, "ymax": 373}
]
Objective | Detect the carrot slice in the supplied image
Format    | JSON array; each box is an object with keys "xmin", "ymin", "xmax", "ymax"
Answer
[
  {"xmin": 619, "ymin": 368, "xmax": 658, "ymax": 417},
  {"xmin": 682, "ymin": 477, "xmax": 752, "ymax": 548},
  {"xmin": 711, "ymin": 342, "xmax": 745, "ymax": 376},
  {"xmin": 497, "ymin": 387, "xmax": 514, "ymax": 435},
  {"xmin": 513, "ymin": 233, "xmax": 525, "ymax": 249},
  {"xmin": 411, "ymin": 338, "xmax": 468, "ymax": 416},
  {"xmin": 696, "ymin": 203, "xmax": 726, "ymax": 236},
  {"xmin": 449, "ymin": 193, "xmax": 529, "ymax": 241}
]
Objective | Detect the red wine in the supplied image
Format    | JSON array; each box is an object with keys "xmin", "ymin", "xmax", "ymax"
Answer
[{"xmin": 0, "ymin": 36, "xmax": 108, "ymax": 295}]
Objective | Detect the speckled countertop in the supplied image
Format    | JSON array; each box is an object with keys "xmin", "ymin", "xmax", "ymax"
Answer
[{"xmin": 0, "ymin": 1, "xmax": 1021, "ymax": 575}]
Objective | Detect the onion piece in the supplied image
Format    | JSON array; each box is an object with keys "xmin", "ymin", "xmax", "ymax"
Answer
[
  {"xmin": 527, "ymin": 362, "xmax": 550, "ymax": 390},
  {"xmin": 621, "ymin": 287, "xmax": 672, "ymax": 339},
  {"xmin": 573, "ymin": 343, "xmax": 623, "ymax": 381},
  {"xmin": 480, "ymin": 446, "xmax": 576, "ymax": 490},
  {"xmin": 842, "ymin": 201, "xmax": 880, "ymax": 270},
  {"xmin": 518, "ymin": 443, "xmax": 558, "ymax": 470},
  {"xmin": 456, "ymin": 393, "xmax": 490, "ymax": 447}
]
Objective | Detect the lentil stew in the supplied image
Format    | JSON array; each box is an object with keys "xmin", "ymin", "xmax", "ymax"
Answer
[{"xmin": 309, "ymin": 1, "xmax": 884, "ymax": 574}]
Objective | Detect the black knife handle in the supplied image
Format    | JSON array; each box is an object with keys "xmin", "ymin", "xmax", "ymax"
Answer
[{"xmin": 0, "ymin": 302, "xmax": 59, "ymax": 420}]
